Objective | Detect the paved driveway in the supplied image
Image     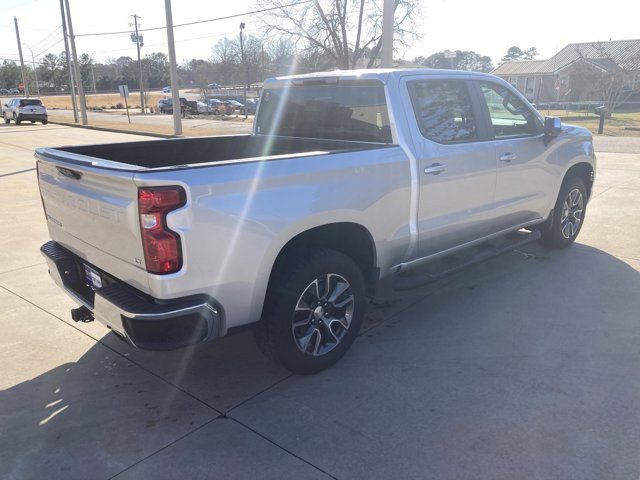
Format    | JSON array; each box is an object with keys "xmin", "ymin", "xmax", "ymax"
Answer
[{"xmin": 1, "ymin": 124, "xmax": 640, "ymax": 479}]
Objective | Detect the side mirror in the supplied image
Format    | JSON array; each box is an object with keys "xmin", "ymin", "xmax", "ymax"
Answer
[{"xmin": 544, "ymin": 116, "xmax": 562, "ymax": 136}]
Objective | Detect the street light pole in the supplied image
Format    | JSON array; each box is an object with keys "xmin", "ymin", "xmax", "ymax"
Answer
[
  {"xmin": 89, "ymin": 51, "xmax": 97, "ymax": 93},
  {"xmin": 14, "ymin": 17, "xmax": 29, "ymax": 96},
  {"xmin": 239, "ymin": 22, "xmax": 247, "ymax": 119},
  {"xmin": 164, "ymin": 0, "xmax": 182, "ymax": 135},
  {"xmin": 130, "ymin": 14, "xmax": 145, "ymax": 113},
  {"xmin": 23, "ymin": 43, "xmax": 40, "ymax": 96}
]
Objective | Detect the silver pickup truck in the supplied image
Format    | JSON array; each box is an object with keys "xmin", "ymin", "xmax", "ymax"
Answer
[{"xmin": 36, "ymin": 69, "xmax": 596, "ymax": 374}]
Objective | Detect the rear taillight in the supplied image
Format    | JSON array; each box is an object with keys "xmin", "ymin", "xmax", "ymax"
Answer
[{"xmin": 138, "ymin": 186, "xmax": 186, "ymax": 274}]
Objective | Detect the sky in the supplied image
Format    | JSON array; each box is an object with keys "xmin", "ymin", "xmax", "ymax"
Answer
[{"xmin": 1, "ymin": 0, "xmax": 639, "ymax": 68}]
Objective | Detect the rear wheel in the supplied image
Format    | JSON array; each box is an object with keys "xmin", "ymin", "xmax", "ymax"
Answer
[
  {"xmin": 42, "ymin": 120, "xmax": 48, "ymax": 125},
  {"xmin": 14, "ymin": 113, "xmax": 21, "ymax": 125},
  {"xmin": 30, "ymin": 120, "xmax": 35, "ymax": 124},
  {"xmin": 539, "ymin": 175, "xmax": 587, "ymax": 249},
  {"xmin": 3, "ymin": 114, "xmax": 9, "ymax": 124},
  {"xmin": 255, "ymin": 248, "xmax": 366, "ymax": 374}
]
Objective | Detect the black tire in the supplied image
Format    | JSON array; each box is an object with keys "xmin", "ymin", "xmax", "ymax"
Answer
[
  {"xmin": 255, "ymin": 248, "xmax": 366, "ymax": 375},
  {"xmin": 30, "ymin": 120, "xmax": 35, "ymax": 124},
  {"xmin": 14, "ymin": 114, "xmax": 21, "ymax": 125},
  {"xmin": 538, "ymin": 175, "xmax": 588, "ymax": 249},
  {"xmin": 3, "ymin": 115, "xmax": 9, "ymax": 124},
  {"xmin": 42, "ymin": 120, "xmax": 48, "ymax": 125}
]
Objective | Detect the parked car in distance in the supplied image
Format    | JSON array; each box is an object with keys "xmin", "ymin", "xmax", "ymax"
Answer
[
  {"xmin": 0, "ymin": 88, "xmax": 9, "ymax": 95},
  {"xmin": 226, "ymin": 99, "xmax": 244, "ymax": 113},
  {"xmin": 9, "ymin": 88, "xmax": 20, "ymax": 95},
  {"xmin": 3, "ymin": 97, "xmax": 48, "ymax": 124},
  {"xmin": 162, "ymin": 86, "xmax": 171, "ymax": 93},
  {"xmin": 157, "ymin": 97, "xmax": 191, "ymax": 115},
  {"xmin": 36, "ymin": 69, "xmax": 596, "ymax": 375},
  {"xmin": 240, "ymin": 98, "xmax": 259, "ymax": 115},
  {"xmin": 207, "ymin": 98, "xmax": 233, "ymax": 115},
  {"xmin": 207, "ymin": 83, "xmax": 221, "ymax": 90},
  {"xmin": 196, "ymin": 101, "xmax": 211, "ymax": 114}
]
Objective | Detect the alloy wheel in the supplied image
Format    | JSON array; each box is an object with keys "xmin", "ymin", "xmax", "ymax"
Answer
[
  {"xmin": 560, "ymin": 188, "xmax": 584, "ymax": 239},
  {"xmin": 292, "ymin": 273, "xmax": 355, "ymax": 356}
]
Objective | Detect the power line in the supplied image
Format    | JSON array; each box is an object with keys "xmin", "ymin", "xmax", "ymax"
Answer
[
  {"xmin": 91, "ymin": 28, "xmax": 259, "ymax": 56},
  {"xmin": 30, "ymin": 25, "xmax": 62, "ymax": 50},
  {"xmin": 75, "ymin": 0, "xmax": 312, "ymax": 37},
  {"xmin": 33, "ymin": 37, "xmax": 64, "ymax": 58},
  {"xmin": 1, "ymin": 56, "xmax": 49, "ymax": 66}
]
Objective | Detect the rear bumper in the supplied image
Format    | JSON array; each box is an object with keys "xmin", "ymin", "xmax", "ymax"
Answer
[
  {"xmin": 18, "ymin": 113, "xmax": 47, "ymax": 121},
  {"xmin": 41, "ymin": 240, "xmax": 221, "ymax": 350}
]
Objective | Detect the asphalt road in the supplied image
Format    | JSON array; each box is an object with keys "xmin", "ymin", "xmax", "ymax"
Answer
[{"xmin": 1, "ymin": 124, "xmax": 640, "ymax": 479}]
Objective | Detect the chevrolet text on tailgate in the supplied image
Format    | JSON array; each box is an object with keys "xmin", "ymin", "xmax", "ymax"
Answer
[{"xmin": 36, "ymin": 69, "xmax": 596, "ymax": 374}]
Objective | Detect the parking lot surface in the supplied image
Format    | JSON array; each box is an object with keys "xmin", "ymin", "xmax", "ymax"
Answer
[{"xmin": 1, "ymin": 124, "xmax": 640, "ymax": 479}]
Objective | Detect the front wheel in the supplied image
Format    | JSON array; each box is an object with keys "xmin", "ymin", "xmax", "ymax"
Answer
[
  {"xmin": 3, "ymin": 114, "xmax": 9, "ymax": 124},
  {"xmin": 42, "ymin": 120, "xmax": 48, "ymax": 125},
  {"xmin": 14, "ymin": 114, "xmax": 21, "ymax": 125},
  {"xmin": 539, "ymin": 175, "xmax": 588, "ymax": 249},
  {"xmin": 255, "ymin": 248, "xmax": 366, "ymax": 374}
]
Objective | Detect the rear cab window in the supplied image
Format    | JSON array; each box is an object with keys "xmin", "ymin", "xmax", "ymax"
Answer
[{"xmin": 256, "ymin": 79, "xmax": 392, "ymax": 143}]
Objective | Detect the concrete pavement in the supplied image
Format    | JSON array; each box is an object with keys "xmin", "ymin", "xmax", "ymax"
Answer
[{"xmin": 1, "ymin": 123, "xmax": 640, "ymax": 479}]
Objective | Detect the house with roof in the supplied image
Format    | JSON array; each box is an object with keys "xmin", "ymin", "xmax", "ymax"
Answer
[{"xmin": 492, "ymin": 39, "xmax": 640, "ymax": 104}]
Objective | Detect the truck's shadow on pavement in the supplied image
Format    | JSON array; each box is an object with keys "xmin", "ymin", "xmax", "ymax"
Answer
[{"xmin": 3, "ymin": 243, "xmax": 640, "ymax": 480}]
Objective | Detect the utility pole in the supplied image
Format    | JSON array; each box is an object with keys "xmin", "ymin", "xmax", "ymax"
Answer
[
  {"xmin": 164, "ymin": 0, "xmax": 182, "ymax": 135},
  {"xmin": 64, "ymin": 0, "xmax": 88, "ymax": 125},
  {"xmin": 239, "ymin": 22, "xmax": 247, "ymax": 119},
  {"xmin": 381, "ymin": 0, "xmax": 394, "ymax": 68},
  {"xmin": 23, "ymin": 43, "xmax": 40, "ymax": 96},
  {"xmin": 14, "ymin": 17, "xmax": 29, "ymax": 96},
  {"xmin": 130, "ymin": 15, "xmax": 144, "ymax": 113},
  {"xmin": 60, "ymin": 0, "xmax": 78, "ymax": 123}
]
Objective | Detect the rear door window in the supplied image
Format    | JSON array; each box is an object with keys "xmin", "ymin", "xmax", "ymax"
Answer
[{"xmin": 407, "ymin": 79, "xmax": 479, "ymax": 144}]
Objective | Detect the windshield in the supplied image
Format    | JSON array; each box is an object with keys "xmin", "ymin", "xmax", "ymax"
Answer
[
  {"xmin": 256, "ymin": 79, "xmax": 392, "ymax": 143},
  {"xmin": 20, "ymin": 99, "xmax": 42, "ymax": 107}
]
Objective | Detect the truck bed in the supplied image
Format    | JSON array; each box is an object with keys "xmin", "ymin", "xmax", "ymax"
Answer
[{"xmin": 43, "ymin": 134, "xmax": 389, "ymax": 170}]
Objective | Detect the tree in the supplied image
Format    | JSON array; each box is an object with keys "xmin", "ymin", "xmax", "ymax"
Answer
[
  {"xmin": 256, "ymin": 0, "xmax": 420, "ymax": 70},
  {"xmin": 211, "ymin": 37, "xmax": 240, "ymax": 85},
  {"xmin": 502, "ymin": 46, "xmax": 538, "ymax": 62},
  {"xmin": 416, "ymin": 50, "xmax": 493, "ymax": 72},
  {"xmin": 0, "ymin": 61, "xmax": 22, "ymax": 89}
]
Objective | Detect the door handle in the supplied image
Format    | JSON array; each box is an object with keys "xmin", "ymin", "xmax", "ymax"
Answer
[
  {"xmin": 499, "ymin": 152, "xmax": 517, "ymax": 162},
  {"xmin": 424, "ymin": 163, "xmax": 446, "ymax": 175}
]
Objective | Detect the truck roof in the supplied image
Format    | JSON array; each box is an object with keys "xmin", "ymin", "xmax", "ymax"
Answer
[{"xmin": 264, "ymin": 68, "xmax": 497, "ymax": 86}]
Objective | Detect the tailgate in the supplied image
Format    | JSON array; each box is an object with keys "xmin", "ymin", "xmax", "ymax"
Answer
[{"xmin": 36, "ymin": 149, "xmax": 148, "ymax": 288}]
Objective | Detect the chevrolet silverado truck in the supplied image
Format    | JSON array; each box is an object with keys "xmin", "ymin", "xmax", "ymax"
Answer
[{"xmin": 36, "ymin": 69, "xmax": 596, "ymax": 374}]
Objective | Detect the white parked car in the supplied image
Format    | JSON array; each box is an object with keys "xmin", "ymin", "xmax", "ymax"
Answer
[{"xmin": 3, "ymin": 97, "xmax": 48, "ymax": 124}]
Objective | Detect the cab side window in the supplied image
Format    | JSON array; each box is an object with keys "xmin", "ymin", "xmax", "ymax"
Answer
[
  {"xmin": 479, "ymin": 82, "xmax": 541, "ymax": 138},
  {"xmin": 408, "ymin": 79, "xmax": 478, "ymax": 144}
]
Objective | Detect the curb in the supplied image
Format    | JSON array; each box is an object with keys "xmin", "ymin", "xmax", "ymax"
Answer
[{"xmin": 47, "ymin": 120, "xmax": 181, "ymax": 139}]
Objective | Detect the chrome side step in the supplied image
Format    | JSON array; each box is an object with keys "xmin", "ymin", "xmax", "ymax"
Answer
[{"xmin": 393, "ymin": 229, "xmax": 541, "ymax": 291}]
